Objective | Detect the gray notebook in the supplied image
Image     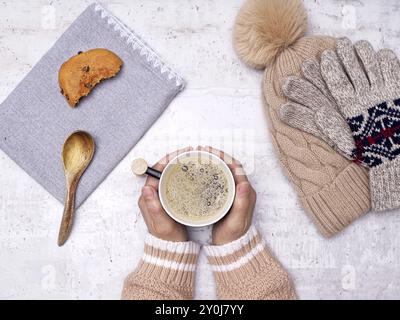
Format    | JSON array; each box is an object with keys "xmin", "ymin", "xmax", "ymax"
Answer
[{"xmin": 0, "ymin": 3, "xmax": 185, "ymax": 207}]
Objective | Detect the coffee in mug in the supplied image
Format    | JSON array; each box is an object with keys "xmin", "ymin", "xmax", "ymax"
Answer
[{"xmin": 159, "ymin": 151, "xmax": 235, "ymax": 227}]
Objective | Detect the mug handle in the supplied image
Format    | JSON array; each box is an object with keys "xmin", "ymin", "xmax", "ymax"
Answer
[
  {"xmin": 131, "ymin": 158, "xmax": 162, "ymax": 179},
  {"xmin": 146, "ymin": 167, "xmax": 162, "ymax": 179}
]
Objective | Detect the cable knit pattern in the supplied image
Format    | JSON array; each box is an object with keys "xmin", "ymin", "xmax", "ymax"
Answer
[
  {"xmin": 121, "ymin": 234, "xmax": 200, "ymax": 300},
  {"xmin": 204, "ymin": 226, "xmax": 296, "ymax": 300},
  {"xmin": 263, "ymin": 36, "xmax": 371, "ymax": 237}
]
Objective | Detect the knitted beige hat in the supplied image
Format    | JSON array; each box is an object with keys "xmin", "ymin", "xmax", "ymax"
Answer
[{"xmin": 234, "ymin": 0, "xmax": 371, "ymax": 237}]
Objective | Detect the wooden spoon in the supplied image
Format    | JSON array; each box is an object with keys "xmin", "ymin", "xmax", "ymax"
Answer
[{"xmin": 58, "ymin": 131, "xmax": 95, "ymax": 246}]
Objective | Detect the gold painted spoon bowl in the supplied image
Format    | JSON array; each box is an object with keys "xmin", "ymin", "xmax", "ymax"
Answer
[{"xmin": 58, "ymin": 131, "xmax": 95, "ymax": 246}]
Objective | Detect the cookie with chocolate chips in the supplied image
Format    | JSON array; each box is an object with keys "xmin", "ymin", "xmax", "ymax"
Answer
[{"xmin": 58, "ymin": 48, "xmax": 123, "ymax": 107}]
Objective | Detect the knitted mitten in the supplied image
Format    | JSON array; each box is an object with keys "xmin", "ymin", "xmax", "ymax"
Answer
[
  {"xmin": 279, "ymin": 58, "xmax": 356, "ymax": 160},
  {"xmin": 121, "ymin": 233, "xmax": 200, "ymax": 300},
  {"xmin": 204, "ymin": 226, "xmax": 296, "ymax": 300},
  {"xmin": 234, "ymin": 0, "xmax": 370, "ymax": 236},
  {"xmin": 281, "ymin": 38, "xmax": 400, "ymax": 211}
]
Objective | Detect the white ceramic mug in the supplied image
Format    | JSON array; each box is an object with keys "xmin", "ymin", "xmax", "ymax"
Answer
[{"xmin": 157, "ymin": 151, "xmax": 236, "ymax": 227}]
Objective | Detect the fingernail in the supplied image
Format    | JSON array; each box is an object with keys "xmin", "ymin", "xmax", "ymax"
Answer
[{"xmin": 142, "ymin": 186, "xmax": 155, "ymax": 199}]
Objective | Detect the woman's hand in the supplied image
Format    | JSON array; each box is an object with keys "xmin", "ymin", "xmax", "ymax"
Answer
[
  {"xmin": 137, "ymin": 147, "xmax": 192, "ymax": 242},
  {"xmin": 198, "ymin": 146, "xmax": 256, "ymax": 245}
]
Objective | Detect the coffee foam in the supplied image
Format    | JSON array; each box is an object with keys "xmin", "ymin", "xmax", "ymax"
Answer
[{"xmin": 164, "ymin": 156, "xmax": 229, "ymax": 221}]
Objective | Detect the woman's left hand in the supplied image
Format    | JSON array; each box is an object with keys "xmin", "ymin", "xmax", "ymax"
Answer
[{"xmin": 137, "ymin": 147, "xmax": 193, "ymax": 242}]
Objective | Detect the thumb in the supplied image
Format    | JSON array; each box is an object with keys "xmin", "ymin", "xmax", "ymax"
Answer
[
  {"xmin": 230, "ymin": 181, "xmax": 253, "ymax": 218},
  {"xmin": 142, "ymin": 186, "xmax": 165, "ymax": 217}
]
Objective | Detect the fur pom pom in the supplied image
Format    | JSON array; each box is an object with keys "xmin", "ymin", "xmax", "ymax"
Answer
[{"xmin": 234, "ymin": 0, "xmax": 308, "ymax": 69}]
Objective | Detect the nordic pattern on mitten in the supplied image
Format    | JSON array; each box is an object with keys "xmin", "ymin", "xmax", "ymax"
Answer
[
  {"xmin": 348, "ymin": 98, "xmax": 400, "ymax": 167},
  {"xmin": 319, "ymin": 37, "xmax": 400, "ymax": 210}
]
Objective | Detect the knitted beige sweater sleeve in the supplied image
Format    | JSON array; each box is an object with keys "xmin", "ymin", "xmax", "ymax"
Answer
[
  {"xmin": 204, "ymin": 226, "xmax": 296, "ymax": 300},
  {"xmin": 121, "ymin": 234, "xmax": 200, "ymax": 300},
  {"xmin": 122, "ymin": 227, "xmax": 295, "ymax": 300}
]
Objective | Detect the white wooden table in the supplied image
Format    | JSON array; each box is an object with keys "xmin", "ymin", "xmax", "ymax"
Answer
[{"xmin": 1, "ymin": 0, "xmax": 399, "ymax": 299}]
